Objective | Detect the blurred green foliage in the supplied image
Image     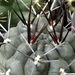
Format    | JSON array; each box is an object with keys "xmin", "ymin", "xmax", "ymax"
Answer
[{"xmin": 0, "ymin": 0, "xmax": 45, "ymax": 29}]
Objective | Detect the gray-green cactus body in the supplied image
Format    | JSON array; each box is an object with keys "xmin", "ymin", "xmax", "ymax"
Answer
[
  {"xmin": 0, "ymin": 16, "xmax": 75, "ymax": 75},
  {"xmin": 0, "ymin": 0, "xmax": 75, "ymax": 75}
]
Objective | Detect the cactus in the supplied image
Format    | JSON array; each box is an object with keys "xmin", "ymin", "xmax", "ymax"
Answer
[{"xmin": 0, "ymin": 0, "xmax": 75, "ymax": 75}]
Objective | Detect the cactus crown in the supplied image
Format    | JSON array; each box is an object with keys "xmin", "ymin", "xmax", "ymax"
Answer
[{"xmin": 12, "ymin": 0, "xmax": 72, "ymax": 45}]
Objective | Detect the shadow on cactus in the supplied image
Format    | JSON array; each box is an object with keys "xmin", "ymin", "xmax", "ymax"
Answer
[{"xmin": 0, "ymin": 0, "xmax": 75, "ymax": 75}]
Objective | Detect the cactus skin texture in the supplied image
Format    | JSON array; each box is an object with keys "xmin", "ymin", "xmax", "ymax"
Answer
[{"xmin": 0, "ymin": 0, "xmax": 75, "ymax": 75}]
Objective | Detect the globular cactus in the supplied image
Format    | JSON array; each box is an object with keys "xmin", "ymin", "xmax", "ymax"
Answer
[{"xmin": 0, "ymin": 0, "xmax": 75, "ymax": 75}]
